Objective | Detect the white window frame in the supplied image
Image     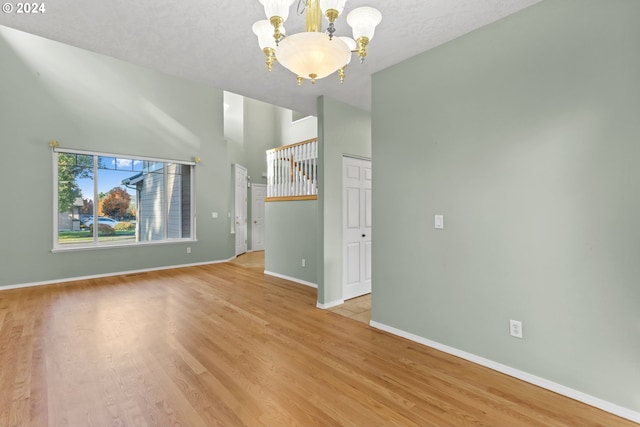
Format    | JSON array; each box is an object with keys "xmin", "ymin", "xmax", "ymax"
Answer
[{"xmin": 52, "ymin": 147, "xmax": 196, "ymax": 252}]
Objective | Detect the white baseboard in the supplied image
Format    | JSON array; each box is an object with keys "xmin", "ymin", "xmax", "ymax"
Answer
[
  {"xmin": 369, "ymin": 321, "xmax": 640, "ymax": 424},
  {"xmin": 0, "ymin": 258, "xmax": 235, "ymax": 292},
  {"xmin": 263, "ymin": 270, "xmax": 317, "ymax": 288},
  {"xmin": 316, "ymin": 299, "xmax": 344, "ymax": 309}
]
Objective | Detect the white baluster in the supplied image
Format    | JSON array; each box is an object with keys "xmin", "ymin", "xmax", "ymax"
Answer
[
  {"xmin": 295, "ymin": 145, "xmax": 299, "ymax": 196},
  {"xmin": 293, "ymin": 146, "xmax": 297, "ymax": 196},
  {"xmin": 292, "ymin": 146, "xmax": 296, "ymax": 196},
  {"xmin": 300, "ymin": 144, "xmax": 307, "ymax": 196},
  {"xmin": 286, "ymin": 147, "xmax": 291, "ymax": 197},
  {"xmin": 307, "ymin": 142, "xmax": 312, "ymax": 195},
  {"xmin": 313, "ymin": 140, "xmax": 317, "ymax": 195},
  {"xmin": 309, "ymin": 142, "xmax": 314, "ymax": 195},
  {"xmin": 270, "ymin": 150, "xmax": 275, "ymax": 198},
  {"xmin": 293, "ymin": 145, "xmax": 298, "ymax": 196},
  {"xmin": 272, "ymin": 150, "xmax": 276, "ymax": 197},
  {"xmin": 282, "ymin": 148, "xmax": 287, "ymax": 197},
  {"xmin": 281, "ymin": 150, "xmax": 286, "ymax": 197},
  {"xmin": 298, "ymin": 144, "xmax": 303, "ymax": 196},
  {"xmin": 299, "ymin": 144, "xmax": 304, "ymax": 196},
  {"xmin": 279, "ymin": 149, "xmax": 283, "ymax": 197},
  {"xmin": 266, "ymin": 151, "xmax": 271, "ymax": 198},
  {"xmin": 306, "ymin": 142, "xmax": 311, "ymax": 195},
  {"xmin": 274, "ymin": 151, "xmax": 278, "ymax": 197},
  {"xmin": 269, "ymin": 150, "xmax": 273, "ymax": 198},
  {"xmin": 298, "ymin": 145, "xmax": 303, "ymax": 196},
  {"xmin": 277, "ymin": 151, "xmax": 282, "ymax": 197}
]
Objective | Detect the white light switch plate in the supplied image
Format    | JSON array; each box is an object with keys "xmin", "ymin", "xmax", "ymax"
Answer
[{"xmin": 434, "ymin": 215, "xmax": 444, "ymax": 229}]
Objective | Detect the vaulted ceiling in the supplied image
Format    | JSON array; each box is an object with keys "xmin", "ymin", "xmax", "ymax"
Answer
[{"xmin": 0, "ymin": 0, "xmax": 542, "ymax": 116}]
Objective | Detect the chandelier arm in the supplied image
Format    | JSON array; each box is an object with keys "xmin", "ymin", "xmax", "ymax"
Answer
[
  {"xmin": 269, "ymin": 16, "xmax": 285, "ymax": 45},
  {"xmin": 263, "ymin": 47, "xmax": 277, "ymax": 72},
  {"xmin": 356, "ymin": 36, "xmax": 370, "ymax": 63},
  {"xmin": 338, "ymin": 66, "xmax": 346, "ymax": 83}
]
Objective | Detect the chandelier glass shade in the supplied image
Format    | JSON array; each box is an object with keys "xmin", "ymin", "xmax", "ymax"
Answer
[
  {"xmin": 253, "ymin": 0, "xmax": 382, "ymax": 85},
  {"xmin": 277, "ymin": 32, "xmax": 351, "ymax": 81},
  {"xmin": 259, "ymin": 0, "xmax": 296, "ymax": 22}
]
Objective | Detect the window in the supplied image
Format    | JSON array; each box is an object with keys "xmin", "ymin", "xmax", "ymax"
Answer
[{"xmin": 54, "ymin": 149, "xmax": 195, "ymax": 250}]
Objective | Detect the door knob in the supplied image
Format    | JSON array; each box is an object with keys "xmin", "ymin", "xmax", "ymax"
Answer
[
  {"xmin": 254, "ymin": 220, "xmax": 257, "ymax": 224},
  {"xmin": 362, "ymin": 234, "xmax": 366, "ymax": 237}
]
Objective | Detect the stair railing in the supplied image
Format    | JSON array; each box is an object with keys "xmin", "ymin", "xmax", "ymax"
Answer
[{"xmin": 266, "ymin": 138, "xmax": 318, "ymax": 200}]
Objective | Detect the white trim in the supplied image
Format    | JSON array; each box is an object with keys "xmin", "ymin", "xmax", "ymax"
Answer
[
  {"xmin": 51, "ymin": 239, "xmax": 197, "ymax": 253},
  {"xmin": 342, "ymin": 153, "xmax": 372, "ymax": 161},
  {"xmin": 250, "ymin": 183, "xmax": 267, "ymax": 252},
  {"xmin": 316, "ymin": 299, "xmax": 344, "ymax": 309},
  {"xmin": 369, "ymin": 321, "xmax": 640, "ymax": 424},
  {"xmin": 52, "ymin": 152, "xmax": 59, "ymax": 247},
  {"xmin": 264, "ymin": 270, "xmax": 317, "ymax": 288},
  {"xmin": 53, "ymin": 147, "xmax": 196, "ymax": 166},
  {"xmin": 0, "ymin": 258, "xmax": 234, "ymax": 292},
  {"xmin": 291, "ymin": 114, "xmax": 313, "ymax": 125}
]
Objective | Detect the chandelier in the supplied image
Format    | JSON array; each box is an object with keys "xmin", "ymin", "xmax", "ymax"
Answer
[{"xmin": 252, "ymin": 0, "xmax": 382, "ymax": 85}]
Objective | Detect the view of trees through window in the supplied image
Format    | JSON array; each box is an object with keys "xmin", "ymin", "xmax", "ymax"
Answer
[{"xmin": 56, "ymin": 151, "xmax": 193, "ymax": 248}]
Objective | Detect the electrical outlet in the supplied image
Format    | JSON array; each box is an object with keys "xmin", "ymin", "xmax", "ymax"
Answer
[
  {"xmin": 510, "ymin": 320, "xmax": 523, "ymax": 339},
  {"xmin": 186, "ymin": 247, "xmax": 191, "ymax": 254},
  {"xmin": 301, "ymin": 258, "xmax": 306, "ymax": 267}
]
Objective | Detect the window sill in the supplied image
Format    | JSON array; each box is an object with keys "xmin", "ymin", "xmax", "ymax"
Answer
[{"xmin": 51, "ymin": 239, "xmax": 197, "ymax": 253}]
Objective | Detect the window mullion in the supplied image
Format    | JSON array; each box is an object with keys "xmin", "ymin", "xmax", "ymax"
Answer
[
  {"xmin": 191, "ymin": 166, "xmax": 196, "ymax": 238},
  {"xmin": 93, "ymin": 155, "xmax": 98, "ymax": 245},
  {"xmin": 52, "ymin": 152, "xmax": 59, "ymax": 248},
  {"xmin": 164, "ymin": 164, "xmax": 168, "ymax": 240}
]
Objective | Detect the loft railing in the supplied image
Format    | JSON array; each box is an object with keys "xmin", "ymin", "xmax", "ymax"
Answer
[{"xmin": 266, "ymin": 138, "xmax": 318, "ymax": 201}]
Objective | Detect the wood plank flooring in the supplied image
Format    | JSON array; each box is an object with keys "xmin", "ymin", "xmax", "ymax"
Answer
[{"xmin": 0, "ymin": 259, "xmax": 636, "ymax": 426}]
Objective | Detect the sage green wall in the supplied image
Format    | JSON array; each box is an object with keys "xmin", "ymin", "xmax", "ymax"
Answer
[
  {"xmin": 264, "ymin": 200, "xmax": 318, "ymax": 284},
  {"xmin": 242, "ymin": 98, "xmax": 278, "ymax": 248},
  {"xmin": 244, "ymin": 97, "xmax": 277, "ymax": 186},
  {"xmin": 0, "ymin": 26, "xmax": 234, "ymax": 287},
  {"xmin": 277, "ymin": 107, "xmax": 318, "ymax": 146},
  {"xmin": 372, "ymin": 0, "xmax": 640, "ymax": 413},
  {"xmin": 317, "ymin": 96, "xmax": 371, "ymax": 305},
  {"xmin": 261, "ymin": 107, "xmax": 317, "ymax": 282}
]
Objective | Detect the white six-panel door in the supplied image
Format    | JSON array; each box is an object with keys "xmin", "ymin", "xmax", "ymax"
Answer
[{"xmin": 343, "ymin": 156, "xmax": 372, "ymax": 300}]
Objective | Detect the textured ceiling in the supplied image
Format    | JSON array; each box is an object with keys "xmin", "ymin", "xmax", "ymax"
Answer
[{"xmin": 0, "ymin": 0, "xmax": 542, "ymax": 116}]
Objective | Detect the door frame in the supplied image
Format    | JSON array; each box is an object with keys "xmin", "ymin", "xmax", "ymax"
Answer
[
  {"xmin": 342, "ymin": 155, "xmax": 372, "ymax": 301},
  {"xmin": 251, "ymin": 183, "xmax": 267, "ymax": 251},
  {"xmin": 234, "ymin": 163, "xmax": 248, "ymax": 256}
]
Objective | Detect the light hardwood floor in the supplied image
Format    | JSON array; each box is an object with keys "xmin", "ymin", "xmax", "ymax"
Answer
[{"xmin": 0, "ymin": 258, "xmax": 636, "ymax": 426}]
